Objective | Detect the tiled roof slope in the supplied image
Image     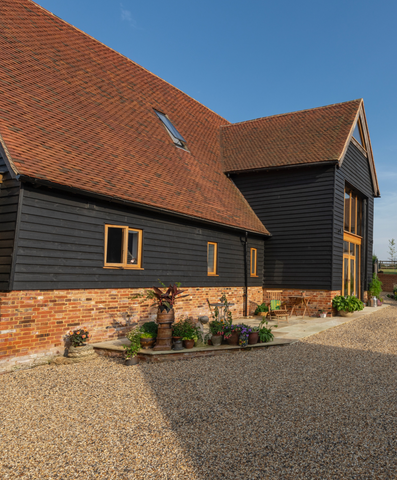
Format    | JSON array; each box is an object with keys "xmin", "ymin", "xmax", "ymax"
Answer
[
  {"xmin": 221, "ymin": 100, "xmax": 362, "ymax": 172},
  {"xmin": 0, "ymin": 1, "xmax": 269, "ymax": 235}
]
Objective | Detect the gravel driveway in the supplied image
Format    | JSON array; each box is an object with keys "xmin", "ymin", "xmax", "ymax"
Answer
[{"xmin": 1, "ymin": 306, "xmax": 396, "ymax": 480}]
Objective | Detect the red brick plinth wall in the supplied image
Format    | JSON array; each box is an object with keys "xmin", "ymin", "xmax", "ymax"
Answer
[
  {"xmin": 0, "ymin": 286, "xmax": 263, "ymax": 365},
  {"xmin": 264, "ymin": 289, "xmax": 342, "ymax": 316},
  {"xmin": 378, "ymin": 274, "xmax": 397, "ymax": 293}
]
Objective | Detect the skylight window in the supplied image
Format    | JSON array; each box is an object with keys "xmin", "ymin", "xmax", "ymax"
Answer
[{"xmin": 155, "ymin": 110, "xmax": 188, "ymax": 150}]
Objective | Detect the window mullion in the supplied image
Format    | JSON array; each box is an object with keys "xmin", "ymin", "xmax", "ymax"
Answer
[{"xmin": 122, "ymin": 226, "xmax": 128, "ymax": 266}]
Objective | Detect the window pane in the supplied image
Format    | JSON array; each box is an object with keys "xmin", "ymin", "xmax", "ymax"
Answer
[
  {"xmin": 353, "ymin": 123, "xmax": 364, "ymax": 146},
  {"xmin": 251, "ymin": 249, "xmax": 256, "ymax": 275},
  {"xmin": 350, "ymin": 243, "xmax": 355, "ymax": 256},
  {"xmin": 107, "ymin": 227, "xmax": 123, "ymax": 263},
  {"xmin": 344, "ymin": 241, "xmax": 349, "ymax": 254},
  {"xmin": 351, "ymin": 195, "xmax": 356, "ymax": 234},
  {"xmin": 357, "ymin": 198, "xmax": 363, "ymax": 237},
  {"xmin": 344, "ymin": 191, "xmax": 350, "ymax": 231},
  {"xmin": 343, "ymin": 258, "xmax": 349, "ymax": 296},
  {"xmin": 350, "ymin": 259, "xmax": 355, "ymax": 296},
  {"xmin": 127, "ymin": 231, "xmax": 138, "ymax": 265},
  {"xmin": 208, "ymin": 244, "xmax": 215, "ymax": 274}
]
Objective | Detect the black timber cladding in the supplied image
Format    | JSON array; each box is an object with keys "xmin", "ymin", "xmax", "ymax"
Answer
[
  {"xmin": 232, "ymin": 165, "xmax": 336, "ymax": 289},
  {"xmin": 0, "ymin": 173, "xmax": 21, "ymax": 290},
  {"xmin": 10, "ymin": 185, "xmax": 265, "ymax": 291},
  {"xmin": 332, "ymin": 142, "xmax": 375, "ymax": 291}
]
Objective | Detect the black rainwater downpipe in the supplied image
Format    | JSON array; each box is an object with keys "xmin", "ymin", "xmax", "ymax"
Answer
[{"xmin": 243, "ymin": 231, "xmax": 248, "ymax": 317}]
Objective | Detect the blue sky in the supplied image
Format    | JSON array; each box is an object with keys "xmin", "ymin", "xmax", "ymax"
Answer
[{"xmin": 37, "ymin": 0, "xmax": 397, "ymax": 258}]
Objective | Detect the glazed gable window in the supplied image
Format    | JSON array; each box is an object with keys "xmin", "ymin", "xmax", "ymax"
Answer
[
  {"xmin": 104, "ymin": 225, "xmax": 143, "ymax": 269},
  {"xmin": 207, "ymin": 242, "xmax": 218, "ymax": 276}
]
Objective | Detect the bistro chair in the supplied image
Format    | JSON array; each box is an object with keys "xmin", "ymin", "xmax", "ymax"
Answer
[{"xmin": 265, "ymin": 290, "xmax": 290, "ymax": 322}]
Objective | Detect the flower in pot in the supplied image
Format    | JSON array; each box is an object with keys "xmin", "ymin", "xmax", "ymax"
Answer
[
  {"xmin": 209, "ymin": 319, "xmax": 224, "ymax": 347},
  {"xmin": 64, "ymin": 327, "xmax": 91, "ymax": 358},
  {"xmin": 332, "ymin": 295, "xmax": 364, "ymax": 317},
  {"xmin": 248, "ymin": 326, "xmax": 259, "ymax": 345},
  {"xmin": 238, "ymin": 324, "xmax": 252, "ymax": 347},
  {"xmin": 318, "ymin": 309, "xmax": 327, "ymax": 318},
  {"xmin": 174, "ymin": 317, "xmax": 200, "ymax": 348},
  {"xmin": 223, "ymin": 323, "xmax": 240, "ymax": 346},
  {"xmin": 124, "ymin": 326, "xmax": 141, "ymax": 365}
]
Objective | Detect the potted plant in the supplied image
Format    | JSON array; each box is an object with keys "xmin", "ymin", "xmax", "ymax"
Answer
[
  {"xmin": 238, "ymin": 323, "xmax": 251, "ymax": 347},
  {"xmin": 387, "ymin": 286, "xmax": 397, "ymax": 301},
  {"xmin": 377, "ymin": 297, "xmax": 384, "ymax": 306},
  {"xmin": 258, "ymin": 320, "xmax": 274, "ymax": 343},
  {"xmin": 318, "ymin": 309, "xmax": 327, "ymax": 318},
  {"xmin": 332, "ymin": 295, "xmax": 364, "ymax": 317},
  {"xmin": 173, "ymin": 317, "xmax": 199, "ymax": 349},
  {"xmin": 209, "ymin": 319, "xmax": 224, "ymax": 347},
  {"xmin": 124, "ymin": 326, "xmax": 141, "ymax": 365},
  {"xmin": 139, "ymin": 321, "xmax": 158, "ymax": 349},
  {"xmin": 254, "ymin": 303, "xmax": 269, "ymax": 317},
  {"xmin": 132, "ymin": 281, "xmax": 188, "ymax": 351},
  {"xmin": 248, "ymin": 326, "xmax": 259, "ymax": 344},
  {"xmin": 368, "ymin": 273, "xmax": 383, "ymax": 307},
  {"xmin": 223, "ymin": 323, "xmax": 240, "ymax": 346},
  {"xmin": 64, "ymin": 328, "xmax": 94, "ymax": 358}
]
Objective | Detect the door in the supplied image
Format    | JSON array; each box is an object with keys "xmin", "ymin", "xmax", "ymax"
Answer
[{"xmin": 342, "ymin": 233, "xmax": 361, "ymax": 297}]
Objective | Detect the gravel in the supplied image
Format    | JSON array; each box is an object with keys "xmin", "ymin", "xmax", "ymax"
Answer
[{"xmin": 1, "ymin": 306, "xmax": 397, "ymax": 479}]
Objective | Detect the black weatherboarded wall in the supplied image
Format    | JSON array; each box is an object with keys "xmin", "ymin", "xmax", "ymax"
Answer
[
  {"xmin": 0, "ymin": 173, "xmax": 20, "ymax": 290},
  {"xmin": 332, "ymin": 142, "xmax": 375, "ymax": 292},
  {"xmin": 232, "ymin": 165, "xmax": 336, "ymax": 289},
  {"xmin": 9, "ymin": 184, "xmax": 264, "ymax": 291}
]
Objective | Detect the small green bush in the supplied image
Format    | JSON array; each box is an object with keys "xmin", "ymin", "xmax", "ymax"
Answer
[
  {"xmin": 332, "ymin": 295, "xmax": 364, "ymax": 313},
  {"xmin": 139, "ymin": 321, "xmax": 158, "ymax": 337},
  {"xmin": 254, "ymin": 303, "xmax": 269, "ymax": 315},
  {"xmin": 368, "ymin": 273, "xmax": 383, "ymax": 298}
]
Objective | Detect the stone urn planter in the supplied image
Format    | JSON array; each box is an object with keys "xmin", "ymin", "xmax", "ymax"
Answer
[
  {"xmin": 140, "ymin": 337, "xmax": 155, "ymax": 349},
  {"xmin": 211, "ymin": 334, "xmax": 222, "ymax": 347},
  {"xmin": 338, "ymin": 310, "xmax": 353, "ymax": 317},
  {"xmin": 67, "ymin": 344, "xmax": 95, "ymax": 359}
]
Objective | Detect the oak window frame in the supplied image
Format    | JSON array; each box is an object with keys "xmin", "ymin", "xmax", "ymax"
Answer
[
  {"xmin": 104, "ymin": 225, "xmax": 143, "ymax": 269},
  {"xmin": 250, "ymin": 248, "xmax": 258, "ymax": 277},
  {"xmin": 207, "ymin": 242, "xmax": 218, "ymax": 276}
]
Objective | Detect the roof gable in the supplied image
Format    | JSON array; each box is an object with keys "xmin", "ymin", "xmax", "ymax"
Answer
[
  {"xmin": 221, "ymin": 100, "xmax": 362, "ymax": 171},
  {"xmin": 0, "ymin": 0, "xmax": 269, "ymax": 235}
]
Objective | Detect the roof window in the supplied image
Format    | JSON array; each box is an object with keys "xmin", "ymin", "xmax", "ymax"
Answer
[{"xmin": 155, "ymin": 110, "xmax": 188, "ymax": 150}]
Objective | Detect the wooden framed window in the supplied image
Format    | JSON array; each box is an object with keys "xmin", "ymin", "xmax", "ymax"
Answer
[
  {"xmin": 344, "ymin": 187, "xmax": 363, "ymax": 237},
  {"xmin": 104, "ymin": 225, "xmax": 143, "ymax": 269},
  {"xmin": 250, "ymin": 248, "xmax": 258, "ymax": 277},
  {"xmin": 207, "ymin": 242, "xmax": 218, "ymax": 276}
]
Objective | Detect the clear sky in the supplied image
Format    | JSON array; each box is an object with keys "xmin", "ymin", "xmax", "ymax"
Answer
[{"xmin": 36, "ymin": 0, "xmax": 397, "ymax": 258}]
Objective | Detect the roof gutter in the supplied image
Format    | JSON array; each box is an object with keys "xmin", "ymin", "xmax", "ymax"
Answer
[{"xmin": 17, "ymin": 175, "xmax": 271, "ymax": 237}]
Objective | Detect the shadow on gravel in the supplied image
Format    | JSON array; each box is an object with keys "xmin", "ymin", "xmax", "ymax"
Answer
[{"xmin": 139, "ymin": 338, "xmax": 397, "ymax": 479}]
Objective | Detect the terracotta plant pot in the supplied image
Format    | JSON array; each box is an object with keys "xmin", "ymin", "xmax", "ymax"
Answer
[
  {"xmin": 140, "ymin": 337, "xmax": 155, "ymax": 349},
  {"xmin": 338, "ymin": 310, "xmax": 353, "ymax": 317},
  {"xmin": 211, "ymin": 334, "xmax": 222, "ymax": 347},
  {"xmin": 226, "ymin": 332, "xmax": 239, "ymax": 346},
  {"xmin": 248, "ymin": 332, "xmax": 259, "ymax": 345},
  {"xmin": 183, "ymin": 339, "xmax": 195, "ymax": 349}
]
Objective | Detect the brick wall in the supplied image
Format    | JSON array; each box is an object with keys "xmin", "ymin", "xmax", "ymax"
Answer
[
  {"xmin": 378, "ymin": 274, "xmax": 397, "ymax": 293},
  {"xmin": 264, "ymin": 288, "xmax": 342, "ymax": 316},
  {"xmin": 0, "ymin": 286, "xmax": 262, "ymax": 366}
]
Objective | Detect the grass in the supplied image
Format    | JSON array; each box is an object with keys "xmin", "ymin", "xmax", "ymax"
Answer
[{"xmin": 379, "ymin": 269, "xmax": 397, "ymax": 274}]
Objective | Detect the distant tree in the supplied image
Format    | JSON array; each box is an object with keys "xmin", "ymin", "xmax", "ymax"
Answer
[{"xmin": 388, "ymin": 239, "xmax": 397, "ymax": 264}]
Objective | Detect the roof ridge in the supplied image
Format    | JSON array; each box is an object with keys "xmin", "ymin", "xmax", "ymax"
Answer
[
  {"xmin": 221, "ymin": 99, "xmax": 363, "ymax": 129},
  {"xmin": 25, "ymin": 0, "xmax": 231, "ymax": 126}
]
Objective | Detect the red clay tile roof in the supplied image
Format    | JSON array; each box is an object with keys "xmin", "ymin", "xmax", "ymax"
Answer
[
  {"xmin": 221, "ymin": 100, "xmax": 362, "ymax": 172},
  {"xmin": 0, "ymin": 0, "xmax": 269, "ymax": 235}
]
